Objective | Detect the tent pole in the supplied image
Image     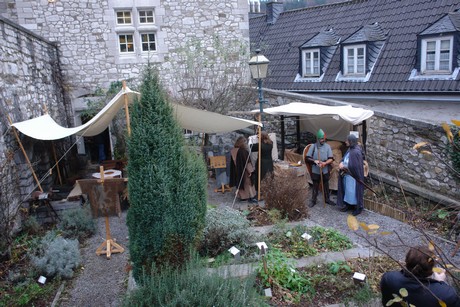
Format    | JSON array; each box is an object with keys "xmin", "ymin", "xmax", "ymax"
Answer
[
  {"xmin": 7, "ymin": 115, "xmax": 43, "ymax": 192},
  {"xmin": 280, "ymin": 115, "xmax": 285, "ymax": 160},
  {"xmin": 51, "ymin": 142, "xmax": 63, "ymax": 185},
  {"xmin": 122, "ymin": 81, "xmax": 131, "ymax": 137},
  {"xmin": 42, "ymin": 102, "xmax": 62, "ymax": 185},
  {"xmin": 296, "ymin": 116, "xmax": 301, "ymax": 152},
  {"xmin": 258, "ymin": 113, "xmax": 262, "ymax": 201}
]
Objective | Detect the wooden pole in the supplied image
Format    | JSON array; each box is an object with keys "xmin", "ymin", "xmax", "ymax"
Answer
[
  {"xmin": 7, "ymin": 115, "xmax": 43, "ymax": 192},
  {"xmin": 258, "ymin": 113, "xmax": 262, "ymax": 201},
  {"xmin": 122, "ymin": 81, "xmax": 131, "ymax": 137},
  {"xmin": 51, "ymin": 142, "xmax": 63, "ymax": 185}
]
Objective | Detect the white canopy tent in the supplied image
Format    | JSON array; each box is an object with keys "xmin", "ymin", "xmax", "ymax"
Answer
[
  {"xmin": 11, "ymin": 87, "xmax": 261, "ymax": 140},
  {"xmin": 10, "ymin": 86, "xmax": 261, "ymax": 190},
  {"xmin": 255, "ymin": 102, "xmax": 374, "ymax": 141}
]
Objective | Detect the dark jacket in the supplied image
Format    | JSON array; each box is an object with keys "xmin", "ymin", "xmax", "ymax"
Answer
[
  {"xmin": 381, "ymin": 270, "xmax": 460, "ymax": 307},
  {"xmin": 251, "ymin": 142, "xmax": 274, "ymax": 186},
  {"xmin": 229, "ymin": 148, "xmax": 249, "ymax": 191}
]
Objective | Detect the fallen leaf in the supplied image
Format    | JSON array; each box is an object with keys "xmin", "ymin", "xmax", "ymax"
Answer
[
  {"xmin": 442, "ymin": 122, "xmax": 453, "ymax": 143},
  {"xmin": 359, "ymin": 222, "xmax": 369, "ymax": 231},
  {"xmin": 413, "ymin": 142, "xmax": 428, "ymax": 149},
  {"xmin": 347, "ymin": 215, "xmax": 359, "ymax": 231}
]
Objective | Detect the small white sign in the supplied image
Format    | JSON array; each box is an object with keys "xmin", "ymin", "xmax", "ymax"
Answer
[
  {"xmin": 38, "ymin": 276, "xmax": 47, "ymax": 284},
  {"xmin": 353, "ymin": 272, "xmax": 366, "ymax": 282},
  {"xmin": 228, "ymin": 246, "xmax": 240, "ymax": 256},
  {"xmin": 256, "ymin": 242, "xmax": 268, "ymax": 251},
  {"xmin": 301, "ymin": 232, "xmax": 312, "ymax": 241},
  {"xmin": 264, "ymin": 288, "xmax": 272, "ymax": 297}
]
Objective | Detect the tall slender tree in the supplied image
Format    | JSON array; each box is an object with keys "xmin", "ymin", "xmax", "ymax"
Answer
[{"xmin": 127, "ymin": 66, "xmax": 207, "ymax": 282}]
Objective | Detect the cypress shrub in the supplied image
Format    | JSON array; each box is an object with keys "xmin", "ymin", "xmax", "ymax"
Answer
[{"xmin": 127, "ymin": 67, "xmax": 207, "ymax": 282}]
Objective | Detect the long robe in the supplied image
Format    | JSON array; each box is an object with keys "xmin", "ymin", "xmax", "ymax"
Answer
[
  {"xmin": 251, "ymin": 142, "xmax": 274, "ymax": 190},
  {"xmin": 229, "ymin": 147, "xmax": 256, "ymax": 200},
  {"xmin": 337, "ymin": 145, "xmax": 364, "ymax": 209}
]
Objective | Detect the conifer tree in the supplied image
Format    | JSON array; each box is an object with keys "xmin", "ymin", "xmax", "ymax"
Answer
[{"xmin": 127, "ymin": 67, "xmax": 207, "ymax": 282}]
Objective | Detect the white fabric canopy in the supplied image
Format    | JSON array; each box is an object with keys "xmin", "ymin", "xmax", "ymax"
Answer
[
  {"xmin": 171, "ymin": 103, "xmax": 260, "ymax": 134},
  {"xmin": 11, "ymin": 87, "xmax": 139, "ymax": 140},
  {"xmin": 11, "ymin": 87, "xmax": 261, "ymax": 140},
  {"xmin": 253, "ymin": 102, "xmax": 374, "ymax": 141}
]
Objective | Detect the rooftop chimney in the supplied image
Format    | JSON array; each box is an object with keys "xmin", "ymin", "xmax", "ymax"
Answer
[{"xmin": 266, "ymin": 1, "xmax": 284, "ymax": 24}]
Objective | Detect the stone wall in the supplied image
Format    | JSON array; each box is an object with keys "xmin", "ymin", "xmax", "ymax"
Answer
[
  {"xmin": 263, "ymin": 89, "xmax": 459, "ymax": 202},
  {"xmin": 0, "ymin": 16, "xmax": 70, "ymax": 198},
  {"xmin": 366, "ymin": 114, "xmax": 457, "ymax": 199},
  {"xmin": 0, "ymin": 0, "xmax": 250, "ymax": 100}
]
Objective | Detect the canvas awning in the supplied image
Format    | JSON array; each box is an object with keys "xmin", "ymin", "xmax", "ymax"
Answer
[
  {"xmin": 254, "ymin": 102, "xmax": 374, "ymax": 141},
  {"xmin": 11, "ymin": 87, "xmax": 261, "ymax": 140},
  {"xmin": 171, "ymin": 103, "xmax": 260, "ymax": 134}
]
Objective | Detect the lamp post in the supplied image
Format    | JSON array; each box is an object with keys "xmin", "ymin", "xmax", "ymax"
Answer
[{"xmin": 249, "ymin": 49, "xmax": 269, "ymax": 201}]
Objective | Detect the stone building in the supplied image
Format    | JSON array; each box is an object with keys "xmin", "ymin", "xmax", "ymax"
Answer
[{"xmin": 0, "ymin": 0, "xmax": 251, "ymax": 208}]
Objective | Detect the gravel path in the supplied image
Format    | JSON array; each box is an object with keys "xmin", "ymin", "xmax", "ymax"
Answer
[
  {"xmin": 59, "ymin": 212, "xmax": 129, "ymax": 307},
  {"xmin": 58, "ymin": 178, "xmax": 460, "ymax": 306}
]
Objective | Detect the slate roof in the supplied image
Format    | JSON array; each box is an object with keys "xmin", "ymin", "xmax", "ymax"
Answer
[{"xmin": 249, "ymin": 0, "xmax": 460, "ymax": 94}]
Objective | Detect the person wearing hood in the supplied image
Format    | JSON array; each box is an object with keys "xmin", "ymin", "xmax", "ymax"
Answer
[
  {"xmin": 305, "ymin": 129, "xmax": 335, "ymax": 207},
  {"xmin": 229, "ymin": 136, "xmax": 257, "ymax": 203},
  {"xmin": 380, "ymin": 245, "xmax": 460, "ymax": 307},
  {"xmin": 337, "ymin": 133, "xmax": 365, "ymax": 216}
]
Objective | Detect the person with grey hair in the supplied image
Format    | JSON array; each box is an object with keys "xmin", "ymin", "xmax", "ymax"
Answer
[{"xmin": 337, "ymin": 133, "xmax": 365, "ymax": 216}]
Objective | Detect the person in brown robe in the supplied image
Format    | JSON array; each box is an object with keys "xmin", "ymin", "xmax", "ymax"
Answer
[{"xmin": 229, "ymin": 136, "xmax": 257, "ymax": 203}]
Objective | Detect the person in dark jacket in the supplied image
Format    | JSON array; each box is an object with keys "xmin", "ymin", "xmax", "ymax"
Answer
[
  {"xmin": 337, "ymin": 134, "xmax": 365, "ymax": 216},
  {"xmin": 380, "ymin": 245, "xmax": 460, "ymax": 307},
  {"xmin": 229, "ymin": 136, "xmax": 257, "ymax": 203},
  {"xmin": 251, "ymin": 131, "xmax": 274, "ymax": 193}
]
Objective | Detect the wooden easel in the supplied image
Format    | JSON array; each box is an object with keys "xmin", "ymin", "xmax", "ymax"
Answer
[
  {"xmin": 95, "ymin": 214, "xmax": 125, "ymax": 259},
  {"xmin": 209, "ymin": 156, "xmax": 231, "ymax": 193},
  {"xmin": 95, "ymin": 166, "xmax": 125, "ymax": 259}
]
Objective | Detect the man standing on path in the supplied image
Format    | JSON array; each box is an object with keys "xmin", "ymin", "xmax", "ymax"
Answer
[{"xmin": 305, "ymin": 129, "xmax": 335, "ymax": 207}]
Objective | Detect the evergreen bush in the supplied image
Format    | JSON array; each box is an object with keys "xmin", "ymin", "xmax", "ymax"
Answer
[
  {"xmin": 30, "ymin": 231, "xmax": 81, "ymax": 279},
  {"xmin": 57, "ymin": 204, "xmax": 96, "ymax": 241},
  {"xmin": 199, "ymin": 206, "xmax": 258, "ymax": 257},
  {"xmin": 127, "ymin": 66, "xmax": 207, "ymax": 281},
  {"xmin": 123, "ymin": 256, "xmax": 266, "ymax": 307}
]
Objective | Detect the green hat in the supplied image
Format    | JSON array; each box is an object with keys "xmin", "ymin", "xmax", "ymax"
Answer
[{"xmin": 317, "ymin": 129, "xmax": 325, "ymax": 139}]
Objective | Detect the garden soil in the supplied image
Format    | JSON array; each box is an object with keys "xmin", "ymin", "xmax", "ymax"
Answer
[{"xmin": 57, "ymin": 177, "xmax": 460, "ymax": 306}]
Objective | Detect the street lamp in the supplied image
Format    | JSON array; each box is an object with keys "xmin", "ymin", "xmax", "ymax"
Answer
[
  {"xmin": 249, "ymin": 49, "xmax": 269, "ymax": 201},
  {"xmin": 249, "ymin": 49, "xmax": 270, "ymax": 117}
]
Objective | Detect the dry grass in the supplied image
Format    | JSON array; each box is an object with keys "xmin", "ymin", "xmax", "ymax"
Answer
[{"xmin": 261, "ymin": 172, "xmax": 309, "ymax": 221}]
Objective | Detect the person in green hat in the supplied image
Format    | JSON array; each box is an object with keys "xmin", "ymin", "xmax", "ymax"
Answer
[{"xmin": 305, "ymin": 129, "xmax": 335, "ymax": 207}]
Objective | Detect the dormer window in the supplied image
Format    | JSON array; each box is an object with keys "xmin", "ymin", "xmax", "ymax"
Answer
[
  {"xmin": 343, "ymin": 44, "xmax": 366, "ymax": 76},
  {"xmin": 337, "ymin": 23, "xmax": 386, "ymax": 82},
  {"xmin": 296, "ymin": 29, "xmax": 339, "ymax": 82},
  {"xmin": 420, "ymin": 37, "xmax": 453, "ymax": 74},
  {"xmin": 411, "ymin": 12, "xmax": 460, "ymax": 80},
  {"xmin": 302, "ymin": 49, "xmax": 320, "ymax": 77}
]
